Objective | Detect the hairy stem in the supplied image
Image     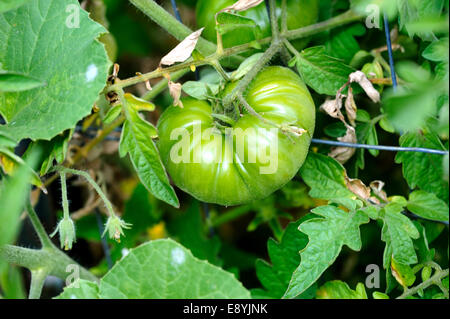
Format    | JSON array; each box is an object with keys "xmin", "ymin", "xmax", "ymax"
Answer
[
  {"xmin": 28, "ymin": 268, "xmax": 49, "ymax": 299},
  {"xmin": 56, "ymin": 167, "xmax": 116, "ymax": 218},
  {"xmin": 60, "ymin": 172, "xmax": 70, "ymax": 220},
  {"xmin": 397, "ymin": 269, "xmax": 449, "ymax": 299},
  {"xmin": 129, "ymin": 0, "xmax": 216, "ymax": 56},
  {"xmin": 0, "ymin": 245, "xmax": 98, "ymax": 283},
  {"xmin": 25, "ymin": 200, "xmax": 53, "ymax": 249}
]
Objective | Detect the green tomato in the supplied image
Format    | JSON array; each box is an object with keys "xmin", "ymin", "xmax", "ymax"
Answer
[
  {"xmin": 157, "ymin": 66, "xmax": 315, "ymax": 206},
  {"xmin": 196, "ymin": 0, "xmax": 319, "ymax": 51}
]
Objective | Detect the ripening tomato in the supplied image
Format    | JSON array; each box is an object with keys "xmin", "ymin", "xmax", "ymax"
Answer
[
  {"xmin": 196, "ymin": 0, "xmax": 319, "ymax": 50},
  {"xmin": 157, "ymin": 66, "xmax": 315, "ymax": 206}
]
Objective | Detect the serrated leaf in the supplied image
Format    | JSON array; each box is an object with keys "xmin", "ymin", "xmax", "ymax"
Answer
[
  {"xmin": 55, "ymin": 279, "xmax": 100, "ymax": 299},
  {"xmin": 422, "ymin": 37, "xmax": 449, "ymax": 62},
  {"xmin": 58, "ymin": 239, "xmax": 250, "ymax": 299},
  {"xmin": 300, "ymin": 152, "xmax": 362, "ymax": 210},
  {"xmin": 0, "ymin": 72, "xmax": 45, "ymax": 92},
  {"xmin": 407, "ymin": 190, "xmax": 449, "ymax": 222},
  {"xmin": 120, "ymin": 102, "xmax": 179, "ymax": 208},
  {"xmin": 325, "ymin": 24, "xmax": 366, "ymax": 64},
  {"xmin": 316, "ymin": 281, "xmax": 367, "ymax": 299},
  {"xmin": 381, "ymin": 202, "xmax": 419, "ymax": 266},
  {"xmin": 395, "ymin": 130, "xmax": 449, "ymax": 202},
  {"xmin": 0, "ymin": 0, "xmax": 110, "ymax": 141},
  {"xmin": 284, "ymin": 205, "xmax": 369, "ymax": 298},
  {"xmin": 255, "ymin": 217, "xmax": 316, "ymax": 298},
  {"xmin": 296, "ymin": 46, "xmax": 355, "ymax": 96}
]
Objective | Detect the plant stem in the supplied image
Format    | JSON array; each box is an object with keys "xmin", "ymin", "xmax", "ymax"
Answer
[
  {"xmin": 281, "ymin": 0, "xmax": 288, "ymax": 33},
  {"xmin": 269, "ymin": 0, "xmax": 280, "ymax": 40},
  {"xmin": 28, "ymin": 268, "xmax": 49, "ymax": 299},
  {"xmin": 25, "ymin": 200, "xmax": 53, "ymax": 249},
  {"xmin": 397, "ymin": 268, "xmax": 449, "ymax": 299},
  {"xmin": 60, "ymin": 172, "xmax": 70, "ymax": 220},
  {"xmin": 56, "ymin": 167, "xmax": 116, "ymax": 218},
  {"xmin": 0, "ymin": 245, "xmax": 98, "ymax": 283},
  {"xmin": 209, "ymin": 205, "xmax": 253, "ymax": 228},
  {"xmin": 129, "ymin": 0, "xmax": 216, "ymax": 56},
  {"xmin": 283, "ymin": 10, "xmax": 361, "ymax": 40}
]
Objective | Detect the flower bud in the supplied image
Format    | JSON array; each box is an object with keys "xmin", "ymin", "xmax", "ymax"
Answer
[
  {"xmin": 103, "ymin": 215, "xmax": 131, "ymax": 243},
  {"xmin": 51, "ymin": 217, "xmax": 76, "ymax": 251}
]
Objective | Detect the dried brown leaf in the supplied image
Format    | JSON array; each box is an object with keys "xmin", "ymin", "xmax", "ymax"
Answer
[
  {"xmin": 349, "ymin": 71, "xmax": 380, "ymax": 103},
  {"xmin": 329, "ymin": 125, "xmax": 357, "ymax": 164},
  {"xmin": 345, "ymin": 86, "xmax": 357, "ymax": 126},
  {"xmin": 160, "ymin": 28, "xmax": 204, "ymax": 66},
  {"xmin": 370, "ymin": 180, "xmax": 388, "ymax": 202},
  {"xmin": 345, "ymin": 176, "xmax": 371, "ymax": 200},
  {"xmin": 169, "ymin": 81, "xmax": 183, "ymax": 108},
  {"xmin": 222, "ymin": 0, "xmax": 264, "ymax": 12},
  {"xmin": 320, "ymin": 97, "xmax": 345, "ymax": 122}
]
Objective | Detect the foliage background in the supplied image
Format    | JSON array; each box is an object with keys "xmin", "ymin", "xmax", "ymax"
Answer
[{"xmin": 0, "ymin": 0, "xmax": 448, "ymax": 299}]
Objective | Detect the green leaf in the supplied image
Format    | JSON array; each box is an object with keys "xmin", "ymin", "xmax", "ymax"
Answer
[
  {"xmin": 167, "ymin": 200, "xmax": 221, "ymax": 265},
  {"xmin": 0, "ymin": 72, "xmax": 45, "ymax": 92},
  {"xmin": 391, "ymin": 258, "xmax": 416, "ymax": 287},
  {"xmin": 316, "ymin": 281, "xmax": 368, "ymax": 299},
  {"xmin": 397, "ymin": 0, "xmax": 445, "ymax": 41},
  {"xmin": 55, "ymin": 279, "xmax": 100, "ymax": 299},
  {"xmin": 383, "ymin": 86, "xmax": 438, "ymax": 133},
  {"xmin": 0, "ymin": 147, "xmax": 40, "ymax": 249},
  {"xmin": 0, "ymin": 0, "xmax": 32, "ymax": 13},
  {"xmin": 0, "ymin": 0, "xmax": 110, "ymax": 141},
  {"xmin": 255, "ymin": 217, "xmax": 316, "ymax": 299},
  {"xmin": 380, "ymin": 202, "xmax": 420, "ymax": 266},
  {"xmin": 182, "ymin": 81, "xmax": 220, "ymax": 100},
  {"xmin": 300, "ymin": 152, "xmax": 362, "ymax": 210},
  {"xmin": 422, "ymin": 37, "xmax": 449, "ymax": 62},
  {"xmin": 24, "ymin": 130, "xmax": 72, "ymax": 175},
  {"xmin": 216, "ymin": 12, "xmax": 261, "ymax": 40},
  {"xmin": 407, "ymin": 190, "xmax": 449, "ymax": 222},
  {"xmin": 57, "ymin": 239, "xmax": 250, "ymax": 299},
  {"xmin": 395, "ymin": 130, "xmax": 449, "ymax": 202},
  {"xmin": 325, "ymin": 24, "xmax": 366, "ymax": 63},
  {"xmin": 120, "ymin": 103, "xmax": 179, "ymax": 208},
  {"xmin": 283, "ymin": 205, "xmax": 370, "ymax": 298},
  {"xmin": 296, "ymin": 46, "xmax": 355, "ymax": 95}
]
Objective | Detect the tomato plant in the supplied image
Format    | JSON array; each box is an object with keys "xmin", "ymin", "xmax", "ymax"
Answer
[{"xmin": 0, "ymin": 0, "xmax": 448, "ymax": 303}]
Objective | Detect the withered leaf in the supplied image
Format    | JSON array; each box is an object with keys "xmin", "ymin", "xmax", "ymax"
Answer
[
  {"xmin": 370, "ymin": 180, "xmax": 388, "ymax": 202},
  {"xmin": 160, "ymin": 28, "xmax": 204, "ymax": 66},
  {"xmin": 345, "ymin": 176, "xmax": 371, "ymax": 201},
  {"xmin": 345, "ymin": 86, "xmax": 357, "ymax": 126},
  {"xmin": 349, "ymin": 71, "xmax": 380, "ymax": 103},
  {"xmin": 329, "ymin": 125, "xmax": 357, "ymax": 164},
  {"xmin": 169, "ymin": 81, "xmax": 183, "ymax": 108},
  {"xmin": 222, "ymin": 0, "xmax": 264, "ymax": 12}
]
